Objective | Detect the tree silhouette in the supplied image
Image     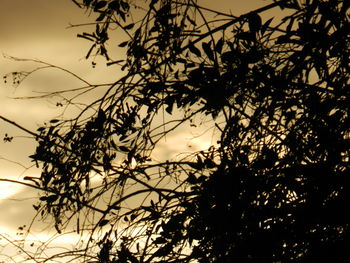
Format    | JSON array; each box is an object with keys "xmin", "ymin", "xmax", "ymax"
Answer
[{"xmin": 1, "ymin": 0, "xmax": 349, "ymax": 262}]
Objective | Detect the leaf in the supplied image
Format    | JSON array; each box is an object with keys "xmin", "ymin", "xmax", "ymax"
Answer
[
  {"xmin": 24, "ymin": 176, "xmax": 36, "ymax": 181},
  {"xmin": 109, "ymin": 205, "xmax": 121, "ymax": 210},
  {"xmin": 119, "ymin": 145, "xmax": 129, "ymax": 152},
  {"xmin": 154, "ymin": 244, "xmax": 172, "ymax": 257},
  {"xmin": 165, "ymin": 104, "xmax": 173, "ymax": 115},
  {"xmin": 55, "ymin": 224, "xmax": 62, "ymax": 234},
  {"xmin": 120, "ymin": 1, "xmax": 129, "ymax": 11},
  {"xmin": 165, "ymin": 96, "xmax": 175, "ymax": 115},
  {"xmin": 23, "ymin": 176, "xmax": 40, "ymax": 186},
  {"xmin": 142, "ymin": 206, "xmax": 154, "ymax": 213},
  {"xmin": 187, "ymin": 157, "xmax": 204, "ymax": 170},
  {"xmin": 123, "ymin": 23, "xmax": 134, "ymax": 30},
  {"xmin": 215, "ymin": 37, "xmax": 224, "ymax": 54},
  {"xmin": 46, "ymin": 195, "xmax": 58, "ymax": 203},
  {"xmin": 119, "ymin": 10, "xmax": 126, "ymax": 22},
  {"xmin": 86, "ymin": 44, "xmax": 96, "ymax": 59},
  {"xmin": 204, "ymin": 158, "xmax": 216, "ymax": 168},
  {"xmin": 260, "ymin": 17, "xmax": 274, "ymax": 35},
  {"xmin": 96, "ymin": 12, "xmax": 106, "ymax": 22},
  {"xmin": 248, "ymin": 13, "xmax": 262, "ymax": 33},
  {"xmin": 83, "ymin": 0, "xmax": 92, "ymax": 7},
  {"xmin": 77, "ymin": 33, "xmax": 95, "ymax": 42},
  {"xmin": 106, "ymin": 60, "xmax": 124, "ymax": 66},
  {"xmin": 50, "ymin": 119, "xmax": 60, "ymax": 124},
  {"xmin": 202, "ymin": 42, "xmax": 214, "ymax": 61},
  {"xmin": 286, "ymin": 17, "xmax": 295, "ymax": 33},
  {"xmin": 186, "ymin": 62, "xmax": 196, "ymax": 68},
  {"xmin": 279, "ymin": 1, "xmax": 299, "ymax": 9},
  {"xmin": 94, "ymin": 1, "xmax": 107, "ymax": 11},
  {"xmin": 127, "ymin": 147, "xmax": 135, "ymax": 163},
  {"xmin": 276, "ymin": 35, "xmax": 290, "ymax": 44},
  {"xmin": 118, "ymin": 41, "xmax": 129, "ymax": 47},
  {"xmin": 188, "ymin": 42, "xmax": 201, "ymax": 57},
  {"xmin": 98, "ymin": 219, "xmax": 109, "ymax": 227},
  {"xmin": 71, "ymin": 0, "xmax": 81, "ymax": 8},
  {"xmin": 39, "ymin": 196, "xmax": 47, "ymax": 201},
  {"xmin": 108, "ymin": 0, "xmax": 120, "ymax": 11},
  {"xmin": 186, "ymin": 173, "xmax": 198, "ymax": 184},
  {"xmin": 186, "ymin": 15, "xmax": 197, "ymax": 26},
  {"xmin": 174, "ymin": 70, "xmax": 179, "ymax": 79},
  {"xmin": 96, "ymin": 109, "xmax": 106, "ymax": 124},
  {"xmin": 197, "ymin": 155, "xmax": 203, "ymax": 167},
  {"xmin": 84, "ymin": 0, "xmax": 93, "ymax": 7},
  {"xmin": 236, "ymin": 31, "xmax": 255, "ymax": 42},
  {"xmin": 153, "ymin": 237, "xmax": 167, "ymax": 244},
  {"xmin": 175, "ymin": 58, "xmax": 186, "ymax": 65}
]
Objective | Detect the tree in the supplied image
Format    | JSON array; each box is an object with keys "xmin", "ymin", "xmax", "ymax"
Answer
[{"xmin": 1, "ymin": 0, "xmax": 349, "ymax": 262}]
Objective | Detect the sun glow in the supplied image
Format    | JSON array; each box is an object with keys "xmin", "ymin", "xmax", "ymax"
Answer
[{"xmin": 0, "ymin": 181, "xmax": 23, "ymax": 200}]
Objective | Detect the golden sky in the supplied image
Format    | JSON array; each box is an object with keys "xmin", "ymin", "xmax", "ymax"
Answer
[
  {"xmin": 0, "ymin": 1, "xmax": 104, "ymax": 254},
  {"xmin": 0, "ymin": 0, "xmax": 273, "ymax": 259}
]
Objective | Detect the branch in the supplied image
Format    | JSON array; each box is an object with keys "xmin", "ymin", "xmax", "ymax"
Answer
[
  {"xmin": 186, "ymin": 1, "xmax": 283, "ymax": 46},
  {"xmin": 3, "ymin": 55, "xmax": 91, "ymax": 86},
  {"xmin": 0, "ymin": 115, "xmax": 38, "ymax": 138},
  {"xmin": 0, "ymin": 233, "xmax": 39, "ymax": 263}
]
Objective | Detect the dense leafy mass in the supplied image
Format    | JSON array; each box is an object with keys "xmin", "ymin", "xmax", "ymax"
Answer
[{"xmin": 22, "ymin": 0, "xmax": 350, "ymax": 262}]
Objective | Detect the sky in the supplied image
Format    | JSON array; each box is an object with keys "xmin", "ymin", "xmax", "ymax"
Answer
[
  {"xmin": 0, "ymin": 0, "xmax": 271, "ymax": 260},
  {"xmin": 0, "ymin": 1, "xmax": 121, "ymax": 258}
]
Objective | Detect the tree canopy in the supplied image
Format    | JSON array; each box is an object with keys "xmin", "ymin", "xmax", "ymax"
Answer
[{"xmin": 1, "ymin": 0, "xmax": 350, "ymax": 262}]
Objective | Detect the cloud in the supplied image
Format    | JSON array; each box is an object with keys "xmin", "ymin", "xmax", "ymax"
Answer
[
  {"xmin": 0, "ymin": 183, "xmax": 38, "ymax": 232},
  {"xmin": 0, "ymin": 181, "xmax": 25, "ymax": 200}
]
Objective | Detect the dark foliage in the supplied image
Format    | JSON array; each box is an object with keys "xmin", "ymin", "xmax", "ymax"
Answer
[{"xmin": 17, "ymin": 0, "xmax": 350, "ymax": 262}]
